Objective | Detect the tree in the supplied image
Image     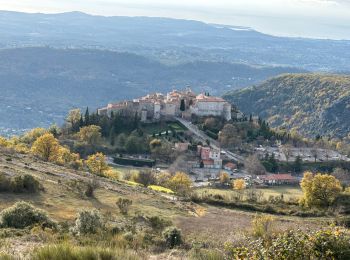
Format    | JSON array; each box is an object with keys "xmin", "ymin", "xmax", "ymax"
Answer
[
  {"xmin": 66, "ymin": 109, "xmax": 82, "ymax": 132},
  {"xmin": 109, "ymin": 127, "xmax": 115, "ymax": 146},
  {"xmin": 125, "ymin": 135, "xmax": 139, "ymax": 153},
  {"xmin": 332, "ymin": 168, "xmax": 350, "ymax": 187},
  {"xmin": 21, "ymin": 128, "xmax": 47, "ymax": 144},
  {"xmin": 116, "ymin": 198, "xmax": 132, "ymax": 215},
  {"xmin": 245, "ymin": 155, "xmax": 265, "ymax": 175},
  {"xmin": 311, "ymin": 148, "xmax": 318, "ymax": 162},
  {"xmin": 85, "ymin": 152, "xmax": 109, "ymax": 176},
  {"xmin": 300, "ymin": 172, "xmax": 342, "ymax": 208},
  {"xmin": 281, "ymin": 144, "xmax": 293, "ymax": 162},
  {"xmin": 180, "ymin": 99, "xmax": 185, "ymax": 111},
  {"xmin": 233, "ymin": 179, "xmax": 246, "ymax": 190},
  {"xmin": 77, "ymin": 125, "xmax": 101, "ymax": 145},
  {"xmin": 219, "ymin": 172, "xmax": 230, "ymax": 185},
  {"xmin": 168, "ymin": 172, "xmax": 192, "ymax": 195},
  {"xmin": 84, "ymin": 107, "xmax": 90, "ymax": 126},
  {"xmin": 293, "ymin": 155, "xmax": 303, "ymax": 173},
  {"xmin": 31, "ymin": 133, "xmax": 60, "ymax": 162},
  {"xmin": 135, "ymin": 170, "xmax": 156, "ymax": 187}
]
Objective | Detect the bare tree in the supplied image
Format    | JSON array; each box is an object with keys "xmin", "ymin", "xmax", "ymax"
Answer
[
  {"xmin": 281, "ymin": 144, "xmax": 293, "ymax": 162},
  {"xmin": 311, "ymin": 148, "xmax": 318, "ymax": 162},
  {"xmin": 245, "ymin": 155, "xmax": 266, "ymax": 175}
]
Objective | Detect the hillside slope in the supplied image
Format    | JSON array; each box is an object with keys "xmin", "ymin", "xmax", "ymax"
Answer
[
  {"xmin": 224, "ymin": 74, "xmax": 350, "ymax": 138},
  {"xmin": 0, "ymin": 47, "xmax": 303, "ymax": 135}
]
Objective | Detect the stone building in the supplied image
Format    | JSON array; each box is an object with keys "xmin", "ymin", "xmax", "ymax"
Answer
[{"xmin": 98, "ymin": 88, "xmax": 233, "ymax": 121}]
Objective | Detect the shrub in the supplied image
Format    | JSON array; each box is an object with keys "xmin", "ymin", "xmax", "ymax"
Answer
[
  {"xmin": 163, "ymin": 226, "xmax": 182, "ymax": 248},
  {"xmin": 10, "ymin": 174, "xmax": 41, "ymax": 193},
  {"xmin": 135, "ymin": 171, "xmax": 156, "ymax": 187},
  {"xmin": 73, "ymin": 209, "xmax": 104, "ymax": 235},
  {"xmin": 0, "ymin": 201, "xmax": 54, "ymax": 229},
  {"xmin": 116, "ymin": 198, "xmax": 133, "ymax": 215},
  {"xmin": 84, "ymin": 179, "xmax": 99, "ymax": 198},
  {"xmin": 32, "ymin": 243, "xmax": 140, "ymax": 260},
  {"xmin": 148, "ymin": 216, "xmax": 172, "ymax": 231},
  {"xmin": 0, "ymin": 173, "xmax": 11, "ymax": 192},
  {"xmin": 251, "ymin": 214, "xmax": 275, "ymax": 238}
]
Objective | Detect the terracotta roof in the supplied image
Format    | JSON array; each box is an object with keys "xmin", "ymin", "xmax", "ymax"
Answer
[
  {"xmin": 202, "ymin": 159, "xmax": 214, "ymax": 165},
  {"xmin": 261, "ymin": 174, "xmax": 296, "ymax": 181},
  {"xmin": 225, "ymin": 162, "xmax": 237, "ymax": 169},
  {"xmin": 196, "ymin": 94, "xmax": 226, "ymax": 102}
]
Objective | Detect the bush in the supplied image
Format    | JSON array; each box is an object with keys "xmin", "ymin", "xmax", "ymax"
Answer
[
  {"xmin": 251, "ymin": 214, "xmax": 275, "ymax": 238},
  {"xmin": 116, "ymin": 198, "xmax": 133, "ymax": 215},
  {"xmin": 73, "ymin": 209, "xmax": 104, "ymax": 235},
  {"xmin": 10, "ymin": 175, "xmax": 41, "ymax": 193},
  {"xmin": 148, "ymin": 216, "xmax": 172, "ymax": 231},
  {"xmin": 0, "ymin": 201, "xmax": 54, "ymax": 229},
  {"xmin": 32, "ymin": 243, "xmax": 140, "ymax": 260},
  {"xmin": 163, "ymin": 226, "xmax": 182, "ymax": 248},
  {"xmin": 0, "ymin": 174, "xmax": 41, "ymax": 193}
]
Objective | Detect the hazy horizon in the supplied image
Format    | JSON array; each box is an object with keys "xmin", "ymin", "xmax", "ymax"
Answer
[{"xmin": 0, "ymin": 0, "xmax": 350, "ymax": 40}]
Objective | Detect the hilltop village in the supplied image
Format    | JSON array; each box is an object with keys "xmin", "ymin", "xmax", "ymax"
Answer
[{"xmin": 97, "ymin": 89, "xmax": 234, "ymax": 122}]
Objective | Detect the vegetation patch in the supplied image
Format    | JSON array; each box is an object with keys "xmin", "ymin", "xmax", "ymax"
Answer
[{"xmin": 148, "ymin": 185, "xmax": 174, "ymax": 194}]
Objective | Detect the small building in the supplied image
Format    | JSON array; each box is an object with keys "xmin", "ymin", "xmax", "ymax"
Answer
[
  {"xmin": 224, "ymin": 162, "xmax": 237, "ymax": 171},
  {"xmin": 175, "ymin": 142, "xmax": 190, "ymax": 152},
  {"xmin": 258, "ymin": 174, "xmax": 298, "ymax": 185}
]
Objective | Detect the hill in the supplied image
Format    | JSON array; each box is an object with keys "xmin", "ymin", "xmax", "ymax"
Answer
[
  {"xmin": 0, "ymin": 148, "xmax": 331, "ymax": 258},
  {"xmin": 224, "ymin": 74, "xmax": 350, "ymax": 139},
  {"xmin": 0, "ymin": 11, "xmax": 350, "ymax": 71},
  {"xmin": 0, "ymin": 47, "xmax": 303, "ymax": 135}
]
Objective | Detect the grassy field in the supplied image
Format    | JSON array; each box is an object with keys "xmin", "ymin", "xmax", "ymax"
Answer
[
  {"xmin": 140, "ymin": 121, "xmax": 187, "ymax": 135},
  {"xmin": 196, "ymin": 186, "xmax": 303, "ymax": 201}
]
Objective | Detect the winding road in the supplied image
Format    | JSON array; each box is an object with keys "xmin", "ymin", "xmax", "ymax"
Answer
[{"xmin": 176, "ymin": 117, "xmax": 245, "ymax": 163}]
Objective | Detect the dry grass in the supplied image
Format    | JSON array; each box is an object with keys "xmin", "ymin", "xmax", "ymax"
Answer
[{"xmin": 175, "ymin": 206, "xmax": 328, "ymax": 248}]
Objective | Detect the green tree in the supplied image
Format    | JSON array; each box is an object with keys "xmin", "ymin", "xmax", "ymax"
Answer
[
  {"xmin": 180, "ymin": 99, "xmax": 185, "ymax": 111},
  {"xmin": 77, "ymin": 125, "xmax": 101, "ymax": 145},
  {"xmin": 293, "ymin": 155, "xmax": 303, "ymax": 173},
  {"xmin": 84, "ymin": 107, "xmax": 90, "ymax": 126}
]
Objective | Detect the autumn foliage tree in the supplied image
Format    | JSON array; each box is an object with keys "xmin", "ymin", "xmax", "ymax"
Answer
[
  {"xmin": 300, "ymin": 172, "xmax": 342, "ymax": 208},
  {"xmin": 77, "ymin": 125, "xmax": 102, "ymax": 145},
  {"xmin": 233, "ymin": 179, "xmax": 246, "ymax": 190},
  {"xmin": 168, "ymin": 172, "xmax": 192, "ymax": 195},
  {"xmin": 219, "ymin": 172, "xmax": 230, "ymax": 185},
  {"xmin": 85, "ymin": 152, "xmax": 109, "ymax": 176},
  {"xmin": 31, "ymin": 133, "xmax": 60, "ymax": 162}
]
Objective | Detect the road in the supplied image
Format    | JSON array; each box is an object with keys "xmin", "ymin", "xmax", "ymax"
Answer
[{"xmin": 176, "ymin": 117, "xmax": 245, "ymax": 163}]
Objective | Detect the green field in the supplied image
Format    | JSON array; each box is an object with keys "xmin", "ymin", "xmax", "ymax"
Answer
[
  {"xmin": 196, "ymin": 186, "xmax": 302, "ymax": 201},
  {"xmin": 140, "ymin": 121, "xmax": 187, "ymax": 134}
]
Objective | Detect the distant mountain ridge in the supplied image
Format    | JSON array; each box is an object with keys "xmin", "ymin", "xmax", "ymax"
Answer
[
  {"xmin": 0, "ymin": 10, "xmax": 350, "ymax": 71},
  {"xmin": 224, "ymin": 74, "xmax": 350, "ymax": 139},
  {"xmin": 0, "ymin": 47, "xmax": 303, "ymax": 135}
]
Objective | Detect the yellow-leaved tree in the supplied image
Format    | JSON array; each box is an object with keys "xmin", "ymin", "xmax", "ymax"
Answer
[
  {"xmin": 31, "ymin": 133, "xmax": 60, "ymax": 162},
  {"xmin": 168, "ymin": 172, "xmax": 192, "ymax": 195},
  {"xmin": 21, "ymin": 128, "xmax": 47, "ymax": 144},
  {"xmin": 300, "ymin": 171, "xmax": 342, "ymax": 208},
  {"xmin": 219, "ymin": 172, "xmax": 230, "ymax": 185},
  {"xmin": 233, "ymin": 179, "xmax": 246, "ymax": 190},
  {"xmin": 85, "ymin": 152, "xmax": 110, "ymax": 176},
  {"xmin": 77, "ymin": 125, "xmax": 101, "ymax": 145},
  {"xmin": 56, "ymin": 146, "xmax": 83, "ymax": 170}
]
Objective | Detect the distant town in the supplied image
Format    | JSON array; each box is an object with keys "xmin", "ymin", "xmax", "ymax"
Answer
[{"xmin": 98, "ymin": 89, "xmax": 240, "ymax": 122}]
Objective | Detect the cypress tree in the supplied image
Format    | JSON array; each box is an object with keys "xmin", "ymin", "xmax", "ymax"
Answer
[
  {"xmin": 180, "ymin": 99, "xmax": 185, "ymax": 111},
  {"xmin": 84, "ymin": 107, "xmax": 90, "ymax": 126}
]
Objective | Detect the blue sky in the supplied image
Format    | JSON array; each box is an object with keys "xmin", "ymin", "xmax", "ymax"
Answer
[{"xmin": 0, "ymin": 0, "xmax": 350, "ymax": 39}]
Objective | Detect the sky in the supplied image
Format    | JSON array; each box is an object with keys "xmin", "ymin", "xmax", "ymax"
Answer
[{"xmin": 0, "ymin": 0, "xmax": 350, "ymax": 39}]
